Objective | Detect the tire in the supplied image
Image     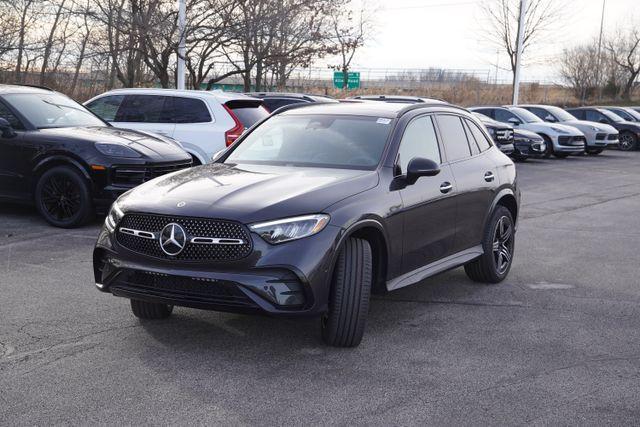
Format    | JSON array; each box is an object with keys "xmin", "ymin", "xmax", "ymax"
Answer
[
  {"xmin": 618, "ymin": 132, "xmax": 638, "ymax": 151},
  {"xmin": 321, "ymin": 237, "xmax": 372, "ymax": 347},
  {"xmin": 130, "ymin": 299, "xmax": 174, "ymax": 319},
  {"xmin": 464, "ymin": 206, "xmax": 515, "ymax": 284},
  {"xmin": 541, "ymin": 135, "xmax": 553, "ymax": 158},
  {"xmin": 35, "ymin": 165, "xmax": 92, "ymax": 228}
]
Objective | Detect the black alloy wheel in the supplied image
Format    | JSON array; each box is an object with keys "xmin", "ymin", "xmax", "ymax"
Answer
[
  {"xmin": 35, "ymin": 166, "xmax": 92, "ymax": 228},
  {"xmin": 492, "ymin": 215, "xmax": 514, "ymax": 275},
  {"xmin": 618, "ymin": 132, "xmax": 638, "ymax": 151}
]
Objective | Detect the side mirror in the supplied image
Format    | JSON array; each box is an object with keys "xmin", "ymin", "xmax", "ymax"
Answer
[
  {"xmin": 0, "ymin": 118, "xmax": 16, "ymax": 138},
  {"xmin": 406, "ymin": 157, "xmax": 440, "ymax": 185},
  {"xmin": 545, "ymin": 115, "xmax": 557, "ymax": 122},
  {"xmin": 507, "ymin": 118, "xmax": 521, "ymax": 126}
]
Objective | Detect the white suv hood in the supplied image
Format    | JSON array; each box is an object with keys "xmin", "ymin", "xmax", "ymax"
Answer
[
  {"xmin": 560, "ymin": 120, "xmax": 617, "ymax": 134},
  {"xmin": 520, "ymin": 122, "xmax": 585, "ymax": 136}
]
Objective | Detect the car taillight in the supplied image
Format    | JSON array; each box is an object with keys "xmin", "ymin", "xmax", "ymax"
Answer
[{"xmin": 223, "ymin": 104, "xmax": 244, "ymax": 146}]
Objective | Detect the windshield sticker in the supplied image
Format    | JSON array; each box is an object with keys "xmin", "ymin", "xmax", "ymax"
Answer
[{"xmin": 376, "ymin": 118, "xmax": 391, "ymax": 125}]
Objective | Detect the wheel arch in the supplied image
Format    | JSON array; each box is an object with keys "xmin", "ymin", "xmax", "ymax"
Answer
[
  {"xmin": 31, "ymin": 155, "xmax": 92, "ymax": 192},
  {"xmin": 334, "ymin": 219, "xmax": 390, "ymax": 295},
  {"xmin": 490, "ymin": 189, "xmax": 519, "ymax": 227}
]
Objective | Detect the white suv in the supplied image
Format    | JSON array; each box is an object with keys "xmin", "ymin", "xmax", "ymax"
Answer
[
  {"xmin": 85, "ymin": 89, "xmax": 269, "ymax": 164},
  {"xmin": 470, "ymin": 106, "xmax": 587, "ymax": 158}
]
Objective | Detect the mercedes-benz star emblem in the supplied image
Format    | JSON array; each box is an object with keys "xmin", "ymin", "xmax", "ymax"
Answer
[
  {"xmin": 159, "ymin": 223, "xmax": 187, "ymax": 256},
  {"xmin": 177, "ymin": 201, "xmax": 186, "ymax": 207}
]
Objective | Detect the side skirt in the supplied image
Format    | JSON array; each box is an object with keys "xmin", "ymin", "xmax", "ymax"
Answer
[{"xmin": 386, "ymin": 245, "xmax": 484, "ymax": 291}]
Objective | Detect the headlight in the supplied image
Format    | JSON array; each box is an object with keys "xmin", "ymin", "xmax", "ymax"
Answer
[
  {"xmin": 551, "ymin": 127, "xmax": 570, "ymax": 134},
  {"xmin": 95, "ymin": 142, "xmax": 141, "ymax": 158},
  {"xmin": 105, "ymin": 201, "xmax": 124, "ymax": 231},
  {"xmin": 249, "ymin": 214, "xmax": 330, "ymax": 244}
]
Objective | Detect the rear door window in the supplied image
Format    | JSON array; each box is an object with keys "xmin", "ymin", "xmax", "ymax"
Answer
[
  {"xmin": 436, "ymin": 115, "xmax": 472, "ymax": 162},
  {"xmin": 169, "ymin": 97, "xmax": 212, "ymax": 123},
  {"xmin": 465, "ymin": 119, "xmax": 493, "ymax": 151},
  {"xmin": 114, "ymin": 95, "xmax": 172, "ymax": 123}
]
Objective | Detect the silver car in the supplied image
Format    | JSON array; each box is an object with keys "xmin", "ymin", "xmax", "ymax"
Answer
[{"xmin": 520, "ymin": 105, "xmax": 618, "ymax": 155}]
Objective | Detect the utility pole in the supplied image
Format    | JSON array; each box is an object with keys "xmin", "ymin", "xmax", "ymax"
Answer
[
  {"xmin": 495, "ymin": 49, "xmax": 500, "ymax": 84},
  {"xmin": 596, "ymin": 0, "xmax": 606, "ymax": 101},
  {"xmin": 512, "ymin": 0, "xmax": 527, "ymax": 105},
  {"xmin": 177, "ymin": 0, "xmax": 186, "ymax": 90}
]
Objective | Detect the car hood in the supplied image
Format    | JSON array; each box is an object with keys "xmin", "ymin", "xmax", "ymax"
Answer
[
  {"xmin": 520, "ymin": 122, "xmax": 584, "ymax": 136},
  {"xmin": 559, "ymin": 120, "xmax": 617, "ymax": 133},
  {"xmin": 39, "ymin": 126, "xmax": 190, "ymax": 161},
  {"xmin": 117, "ymin": 162, "xmax": 379, "ymax": 224}
]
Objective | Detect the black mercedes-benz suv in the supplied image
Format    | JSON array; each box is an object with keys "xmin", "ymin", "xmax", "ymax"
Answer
[
  {"xmin": 93, "ymin": 101, "xmax": 520, "ymax": 347},
  {"xmin": 0, "ymin": 85, "xmax": 191, "ymax": 227}
]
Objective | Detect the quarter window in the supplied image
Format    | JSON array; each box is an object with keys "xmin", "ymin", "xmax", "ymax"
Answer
[
  {"xmin": 396, "ymin": 116, "xmax": 441, "ymax": 174},
  {"xmin": 170, "ymin": 97, "xmax": 212, "ymax": 123},
  {"xmin": 465, "ymin": 119, "xmax": 493, "ymax": 151},
  {"xmin": 437, "ymin": 115, "xmax": 471, "ymax": 161}
]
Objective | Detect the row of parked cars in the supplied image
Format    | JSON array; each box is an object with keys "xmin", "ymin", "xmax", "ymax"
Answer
[{"xmin": 1, "ymin": 84, "xmax": 639, "ymax": 229}]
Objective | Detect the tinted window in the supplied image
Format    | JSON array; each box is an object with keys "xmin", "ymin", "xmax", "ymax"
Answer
[
  {"xmin": 494, "ymin": 109, "xmax": 519, "ymax": 124},
  {"xmin": 567, "ymin": 109, "xmax": 583, "ymax": 120},
  {"xmin": 465, "ymin": 119, "xmax": 492, "ymax": 151},
  {"xmin": 437, "ymin": 115, "xmax": 471, "ymax": 161},
  {"xmin": 228, "ymin": 104, "xmax": 269, "ymax": 127},
  {"xmin": 86, "ymin": 95, "xmax": 124, "ymax": 122},
  {"xmin": 170, "ymin": 97, "xmax": 212, "ymax": 123},
  {"xmin": 0, "ymin": 101, "xmax": 24, "ymax": 130},
  {"xmin": 527, "ymin": 107, "xmax": 548, "ymax": 120},
  {"xmin": 464, "ymin": 122, "xmax": 480, "ymax": 155},
  {"xmin": 397, "ymin": 116, "xmax": 441, "ymax": 174},
  {"xmin": 474, "ymin": 108, "xmax": 495, "ymax": 118},
  {"xmin": 114, "ymin": 95, "xmax": 172, "ymax": 123},
  {"xmin": 585, "ymin": 110, "xmax": 605, "ymax": 122},
  {"xmin": 263, "ymin": 98, "xmax": 305, "ymax": 112},
  {"xmin": 610, "ymin": 108, "xmax": 633, "ymax": 121},
  {"xmin": 226, "ymin": 114, "xmax": 392, "ymax": 170},
  {"xmin": 4, "ymin": 93, "xmax": 105, "ymax": 129}
]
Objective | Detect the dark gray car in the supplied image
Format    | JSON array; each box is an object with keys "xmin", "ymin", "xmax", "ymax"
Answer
[{"xmin": 93, "ymin": 102, "xmax": 520, "ymax": 347}]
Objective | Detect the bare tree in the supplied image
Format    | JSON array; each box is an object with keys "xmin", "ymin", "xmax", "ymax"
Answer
[
  {"xmin": 329, "ymin": 1, "xmax": 372, "ymax": 91},
  {"xmin": 559, "ymin": 44, "xmax": 598, "ymax": 103},
  {"xmin": 481, "ymin": 0, "xmax": 564, "ymax": 92},
  {"xmin": 606, "ymin": 26, "xmax": 640, "ymax": 100}
]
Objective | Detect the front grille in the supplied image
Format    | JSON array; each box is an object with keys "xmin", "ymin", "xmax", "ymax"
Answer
[
  {"xmin": 558, "ymin": 136, "xmax": 586, "ymax": 146},
  {"xmin": 608, "ymin": 133, "xmax": 619, "ymax": 140},
  {"xmin": 116, "ymin": 213, "xmax": 252, "ymax": 262},
  {"xmin": 112, "ymin": 161, "xmax": 192, "ymax": 187},
  {"xmin": 111, "ymin": 270, "xmax": 256, "ymax": 308},
  {"xmin": 495, "ymin": 128, "xmax": 514, "ymax": 142},
  {"xmin": 596, "ymin": 133, "xmax": 606, "ymax": 140}
]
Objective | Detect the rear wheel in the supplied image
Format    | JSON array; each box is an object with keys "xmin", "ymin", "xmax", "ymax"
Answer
[
  {"xmin": 465, "ymin": 206, "xmax": 515, "ymax": 283},
  {"xmin": 130, "ymin": 299, "xmax": 173, "ymax": 319},
  {"xmin": 35, "ymin": 165, "xmax": 92, "ymax": 228},
  {"xmin": 321, "ymin": 237, "xmax": 372, "ymax": 347},
  {"xmin": 619, "ymin": 132, "xmax": 638, "ymax": 151}
]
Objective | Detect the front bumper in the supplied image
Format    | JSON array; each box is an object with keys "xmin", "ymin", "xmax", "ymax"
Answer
[{"xmin": 93, "ymin": 222, "xmax": 342, "ymax": 317}]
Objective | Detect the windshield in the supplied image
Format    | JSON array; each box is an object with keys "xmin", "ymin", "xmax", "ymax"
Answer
[
  {"xmin": 472, "ymin": 112, "xmax": 493, "ymax": 123},
  {"xmin": 4, "ymin": 93, "xmax": 105, "ymax": 129},
  {"xmin": 600, "ymin": 109, "xmax": 624, "ymax": 122},
  {"xmin": 510, "ymin": 107, "xmax": 543, "ymax": 123},
  {"xmin": 546, "ymin": 106, "xmax": 576, "ymax": 122},
  {"xmin": 225, "ymin": 114, "xmax": 393, "ymax": 170}
]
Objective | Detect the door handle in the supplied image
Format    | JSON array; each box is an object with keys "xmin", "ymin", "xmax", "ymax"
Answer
[
  {"xmin": 484, "ymin": 171, "xmax": 495, "ymax": 182},
  {"xmin": 440, "ymin": 182, "xmax": 453, "ymax": 194}
]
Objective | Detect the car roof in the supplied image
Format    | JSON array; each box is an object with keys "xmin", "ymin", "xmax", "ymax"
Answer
[
  {"xmin": 0, "ymin": 84, "xmax": 56, "ymax": 95},
  {"xmin": 278, "ymin": 101, "xmax": 468, "ymax": 119},
  {"xmin": 101, "ymin": 88, "xmax": 260, "ymax": 102},
  {"xmin": 245, "ymin": 92, "xmax": 337, "ymax": 102}
]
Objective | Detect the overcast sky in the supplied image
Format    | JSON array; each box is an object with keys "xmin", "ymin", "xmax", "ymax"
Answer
[{"xmin": 351, "ymin": 0, "xmax": 638, "ymax": 83}]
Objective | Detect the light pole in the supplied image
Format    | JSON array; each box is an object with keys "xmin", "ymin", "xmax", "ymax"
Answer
[
  {"xmin": 177, "ymin": 0, "xmax": 186, "ymax": 90},
  {"xmin": 512, "ymin": 0, "xmax": 527, "ymax": 105},
  {"xmin": 596, "ymin": 0, "xmax": 606, "ymax": 100}
]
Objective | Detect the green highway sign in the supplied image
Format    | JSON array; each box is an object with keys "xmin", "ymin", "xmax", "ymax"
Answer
[{"xmin": 333, "ymin": 71, "xmax": 360, "ymax": 89}]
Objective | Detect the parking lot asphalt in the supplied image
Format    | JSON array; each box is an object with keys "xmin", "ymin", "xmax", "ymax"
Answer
[{"xmin": 1, "ymin": 151, "xmax": 640, "ymax": 425}]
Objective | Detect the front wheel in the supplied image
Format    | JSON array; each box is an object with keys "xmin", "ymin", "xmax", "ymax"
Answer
[
  {"xmin": 541, "ymin": 135, "xmax": 553, "ymax": 158},
  {"xmin": 465, "ymin": 206, "xmax": 515, "ymax": 283},
  {"xmin": 35, "ymin": 165, "xmax": 92, "ymax": 228},
  {"xmin": 618, "ymin": 132, "xmax": 638, "ymax": 151},
  {"xmin": 321, "ymin": 237, "xmax": 372, "ymax": 347}
]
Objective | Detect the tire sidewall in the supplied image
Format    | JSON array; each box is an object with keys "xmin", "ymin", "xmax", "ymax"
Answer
[
  {"xmin": 35, "ymin": 165, "xmax": 92, "ymax": 228},
  {"xmin": 483, "ymin": 206, "xmax": 515, "ymax": 281}
]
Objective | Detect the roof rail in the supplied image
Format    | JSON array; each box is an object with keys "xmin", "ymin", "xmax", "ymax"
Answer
[
  {"xmin": 398, "ymin": 102, "xmax": 470, "ymax": 117},
  {"xmin": 270, "ymin": 101, "xmax": 333, "ymax": 115}
]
